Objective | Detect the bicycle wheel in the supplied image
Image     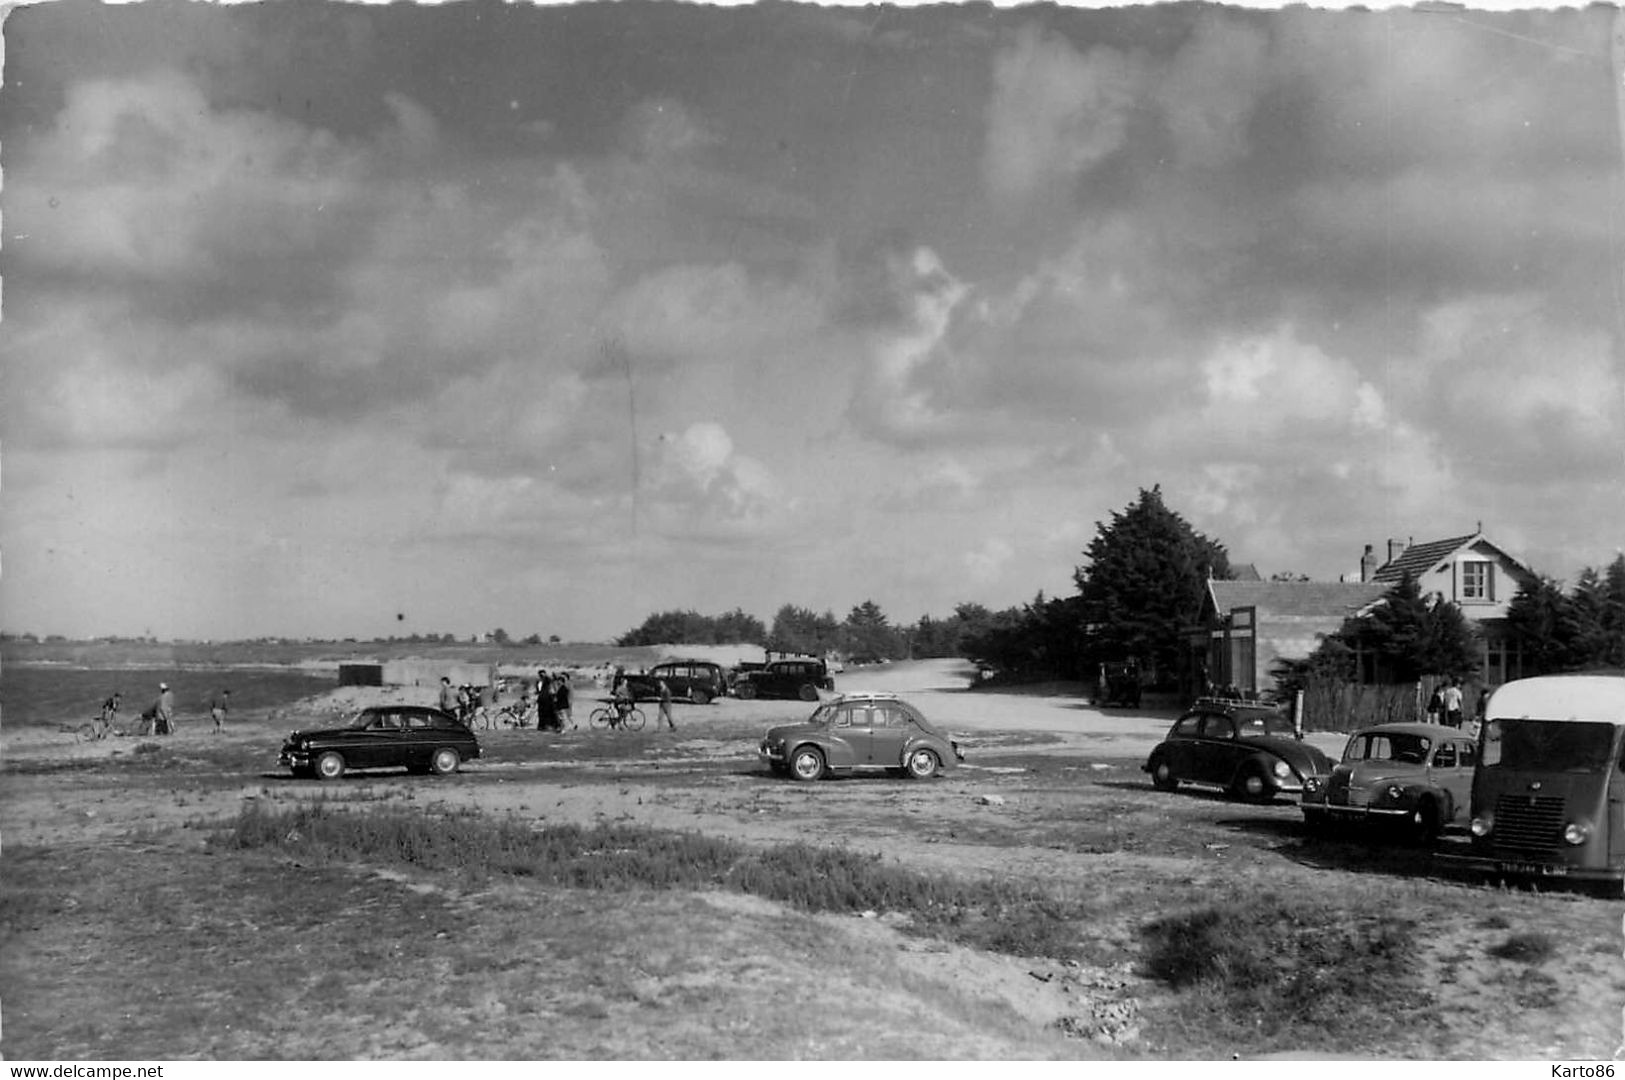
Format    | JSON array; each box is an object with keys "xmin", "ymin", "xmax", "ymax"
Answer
[
  {"xmin": 623, "ymin": 707, "xmax": 646, "ymax": 732},
  {"xmin": 589, "ymin": 707, "xmax": 614, "ymax": 730}
]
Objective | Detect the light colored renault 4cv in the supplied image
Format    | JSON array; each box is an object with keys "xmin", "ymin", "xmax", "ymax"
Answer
[{"xmin": 1447, "ymin": 674, "xmax": 1625, "ymax": 890}]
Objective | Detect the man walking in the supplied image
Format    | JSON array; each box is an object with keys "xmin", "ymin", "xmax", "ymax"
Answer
[
  {"xmin": 210, "ymin": 689, "xmax": 230, "ymax": 734},
  {"xmin": 656, "ymin": 677, "xmax": 676, "ymax": 732},
  {"xmin": 1441, "ymin": 679, "xmax": 1465, "ymax": 728},
  {"xmin": 155, "ymin": 682, "xmax": 175, "ymax": 735}
]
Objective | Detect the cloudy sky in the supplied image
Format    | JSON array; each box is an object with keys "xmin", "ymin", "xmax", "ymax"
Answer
[{"xmin": 3, "ymin": 0, "xmax": 1623, "ymax": 643}]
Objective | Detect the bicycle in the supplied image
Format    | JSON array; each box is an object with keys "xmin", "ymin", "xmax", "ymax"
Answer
[{"xmin": 588, "ymin": 700, "xmax": 646, "ymax": 731}]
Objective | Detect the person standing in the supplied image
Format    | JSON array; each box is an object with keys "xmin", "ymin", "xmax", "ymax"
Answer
[
  {"xmin": 656, "ymin": 677, "xmax": 676, "ymax": 732},
  {"xmin": 1424, "ymin": 685, "xmax": 1443, "ymax": 725},
  {"xmin": 100, "ymin": 692, "xmax": 122, "ymax": 736},
  {"xmin": 155, "ymin": 682, "xmax": 175, "ymax": 735},
  {"xmin": 1441, "ymin": 679, "xmax": 1465, "ymax": 728},
  {"xmin": 438, "ymin": 676, "xmax": 458, "ymax": 715},
  {"xmin": 210, "ymin": 689, "xmax": 230, "ymax": 734},
  {"xmin": 536, "ymin": 672, "xmax": 558, "ymax": 731},
  {"xmin": 554, "ymin": 672, "xmax": 574, "ymax": 731}
]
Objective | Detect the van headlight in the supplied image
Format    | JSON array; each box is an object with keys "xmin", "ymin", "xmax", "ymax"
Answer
[
  {"xmin": 1563, "ymin": 821, "xmax": 1591, "ymax": 846},
  {"xmin": 1470, "ymin": 814, "xmax": 1493, "ymax": 837}
]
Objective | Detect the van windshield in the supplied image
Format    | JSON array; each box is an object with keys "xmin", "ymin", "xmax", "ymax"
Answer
[{"xmin": 1481, "ymin": 719, "xmax": 1617, "ymax": 772}]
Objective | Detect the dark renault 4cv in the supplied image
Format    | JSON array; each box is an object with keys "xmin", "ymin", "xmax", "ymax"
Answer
[{"xmin": 1144, "ymin": 697, "xmax": 1331, "ymax": 803}]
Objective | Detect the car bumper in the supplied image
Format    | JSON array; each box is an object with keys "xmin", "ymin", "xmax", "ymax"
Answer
[
  {"xmin": 1303, "ymin": 802, "xmax": 1411, "ymax": 820},
  {"xmin": 758, "ymin": 743, "xmax": 785, "ymax": 763},
  {"xmin": 278, "ymin": 748, "xmax": 311, "ymax": 769},
  {"xmin": 1433, "ymin": 851, "xmax": 1625, "ymax": 883}
]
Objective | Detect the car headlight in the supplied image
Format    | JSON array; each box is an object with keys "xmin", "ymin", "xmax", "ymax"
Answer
[
  {"xmin": 1470, "ymin": 814, "xmax": 1493, "ymax": 837},
  {"xmin": 1563, "ymin": 821, "xmax": 1591, "ymax": 846},
  {"xmin": 1303, "ymin": 777, "xmax": 1321, "ymax": 794},
  {"xmin": 1385, "ymin": 784, "xmax": 1405, "ymax": 801},
  {"xmin": 1272, "ymin": 760, "xmax": 1291, "ymax": 779}
]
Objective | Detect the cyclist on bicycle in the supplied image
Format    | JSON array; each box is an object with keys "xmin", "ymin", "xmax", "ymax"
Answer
[{"xmin": 610, "ymin": 668, "xmax": 634, "ymax": 727}]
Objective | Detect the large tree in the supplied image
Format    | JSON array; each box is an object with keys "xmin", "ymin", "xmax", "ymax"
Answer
[
  {"xmin": 768, "ymin": 605, "xmax": 841, "ymax": 656},
  {"xmin": 841, "ymin": 600, "xmax": 902, "ymax": 660},
  {"xmin": 1076, "ymin": 486, "xmax": 1230, "ymax": 684}
]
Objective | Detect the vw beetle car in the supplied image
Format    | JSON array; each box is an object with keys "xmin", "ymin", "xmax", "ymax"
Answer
[
  {"xmin": 758, "ymin": 692, "xmax": 963, "ymax": 781},
  {"xmin": 279, "ymin": 705, "xmax": 481, "ymax": 780},
  {"xmin": 1300, "ymin": 722, "xmax": 1477, "ymax": 840},
  {"xmin": 1143, "ymin": 699, "xmax": 1330, "ymax": 803}
]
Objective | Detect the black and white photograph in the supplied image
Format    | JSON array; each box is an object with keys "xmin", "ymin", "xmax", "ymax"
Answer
[{"xmin": 4, "ymin": 0, "xmax": 1625, "ymax": 1061}]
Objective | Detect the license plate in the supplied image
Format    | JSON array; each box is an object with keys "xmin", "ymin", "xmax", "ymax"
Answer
[{"xmin": 1498, "ymin": 861, "xmax": 1569, "ymax": 877}]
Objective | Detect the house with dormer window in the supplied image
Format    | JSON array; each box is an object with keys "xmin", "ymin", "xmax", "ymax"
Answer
[{"xmin": 1187, "ymin": 527, "xmax": 1539, "ymax": 699}]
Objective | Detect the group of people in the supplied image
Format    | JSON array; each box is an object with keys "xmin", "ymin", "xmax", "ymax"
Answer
[
  {"xmin": 1425, "ymin": 678, "xmax": 1489, "ymax": 730},
  {"xmin": 533, "ymin": 670, "xmax": 573, "ymax": 731},
  {"xmin": 98, "ymin": 683, "xmax": 231, "ymax": 737}
]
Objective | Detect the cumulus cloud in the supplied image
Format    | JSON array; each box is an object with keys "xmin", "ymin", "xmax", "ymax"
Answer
[
  {"xmin": 983, "ymin": 25, "xmax": 1146, "ymax": 205},
  {"xmin": 647, "ymin": 422, "xmax": 778, "ymax": 530}
]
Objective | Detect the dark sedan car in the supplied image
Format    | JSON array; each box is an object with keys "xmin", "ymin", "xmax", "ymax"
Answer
[
  {"xmin": 1301, "ymin": 722, "xmax": 1477, "ymax": 840},
  {"xmin": 1143, "ymin": 700, "xmax": 1331, "ymax": 803},
  {"xmin": 279, "ymin": 705, "xmax": 481, "ymax": 780},
  {"xmin": 623, "ymin": 660, "xmax": 730, "ymax": 704},
  {"xmin": 758, "ymin": 692, "xmax": 963, "ymax": 781},
  {"xmin": 733, "ymin": 658, "xmax": 834, "ymax": 701}
]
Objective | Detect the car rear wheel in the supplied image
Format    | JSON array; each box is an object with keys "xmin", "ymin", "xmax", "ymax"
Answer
[
  {"xmin": 789, "ymin": 746, "xmax": 826, "ymax": 782},
  {"xmin": 798, "ymin": 684, "xmax": 819, "ymax": 702},
  {"xmin": 904, "ymin": 748, "xmax": 940, "ymax": 779},
  {"xmin": 429, "ymin": 747, "xmax": 461, "ymax": 776},
  {"xmin": 1150, "ymin": 757, "xmax": 1177, "ymax": 792},
  {"xmin": 690, "ymin": 688, "xmax": 711, "ymax": 705},
  {"xmin": 1233, "ymin": 764, "xmax": 1273, "ymax": 803},
  {"xmin": 314, "ymin": 751, "xmax": 346, "ymax": 781},
  {"xmin": 736, "ymin": 683, "xmax": 757, "ymax": 700}
]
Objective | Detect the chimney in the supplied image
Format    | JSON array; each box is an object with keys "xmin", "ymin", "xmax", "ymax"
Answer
[
  {"xmin": 1360, "ymin": 544, "xmax": 1377, "ymax": 583},
  {"xmin": 1387, "ymin": 538, "xmax": 1408, "ymax": 564}
]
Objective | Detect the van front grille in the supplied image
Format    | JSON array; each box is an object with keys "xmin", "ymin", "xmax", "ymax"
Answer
[{"xmin": 1491, "ymin": 795, "xmax": 1567, "ymax": 854}]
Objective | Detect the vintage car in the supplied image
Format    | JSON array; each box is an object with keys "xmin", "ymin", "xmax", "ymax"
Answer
[
  {"xmin": 733, "ymin": 658, "xmax": 834, "ymax": 701},
  {"xmin": 278, "ymin": 705, "xmax": 481, "ymax": 780},
  {"xmin": 1300, "ymin": 722, "xmax": 1477, "ymax": 840},
  {"xmin": 623, "ymin": 660, "xmax": 730, "ymax": 704},
  {"xmin": 1143, "ymin": 699, "xmax": 1331, "ymax": 803},
  {"xmin": 758, "ymin": 692, "xmax": 963, "ymax": 781}
]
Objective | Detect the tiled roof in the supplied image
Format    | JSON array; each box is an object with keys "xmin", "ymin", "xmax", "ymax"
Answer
[
  {"xmin": 1208, "ymin": 580, "xmax": 1390, "ymax": 620},
  {"xmin": 1371, "ymin": 533, "xmax": 1480, "ymax": 583}
]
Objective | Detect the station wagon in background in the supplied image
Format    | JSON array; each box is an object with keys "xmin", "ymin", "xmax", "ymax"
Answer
[
  {"xmin": 1144, "ymin": 698, "xmax": 1331, "ymax": 803},
  {"xmin": 624, "ymin": 660, "xmax": 729, "ymax": 704},
  {"xmin": 758, "ymin": 692, "xmax": 963, "ymax": 781},
  {"xmin": 733, "ymin": 658, "xmax": 834, "ymax": 701},
  {"xmin": 1300, "ymin": 722, "xmax": 1476, "ymax": 840},
  {"xmin": 279, "ymin": 705, "xmax": 480, "ymax": 780}
]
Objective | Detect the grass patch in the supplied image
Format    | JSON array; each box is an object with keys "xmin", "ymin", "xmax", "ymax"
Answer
[
  {"xmin": 217, "ymin": 801, "xmax": 1095, "ymax": 960},
  {"xmin": 1140, "ymin": 892, "xmax": 1428, "ymax": 1051},
  {"xmin": 1488, "ymin": 931, "xmax": 1555, "ymax": 964}
]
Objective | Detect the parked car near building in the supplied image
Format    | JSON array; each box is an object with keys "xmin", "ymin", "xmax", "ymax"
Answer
[
  {"xmin": 1300, "ymin": 722, "xmax": 1476, "ymax": 840},
  {"xmin": 1143, "ymin": 698, "xmax": 1331, "ymax": 803},
  {"xmin": 733, "ymin": 658, "xmax": 834, "ymax": 701},
  {"xmin": 279, "ymin": 705, "xmax": 480, "ymax": 780},
  {"xmin": 758, "ymin": 692, "xmax": 963, "ymax": 781},
  {"xmin": 623, "ymin": 660, "xmax": 729, "ymax": 704}
]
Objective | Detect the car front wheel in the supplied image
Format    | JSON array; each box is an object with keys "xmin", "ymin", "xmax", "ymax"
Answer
[
  {"xmin": 798, "ymin": 684, "xmax": 819, "ymax": 702},
  {"xmin": 736, "ymin": 683, "xmax": 757, "ymax": 700},
  {"xmin": 1233, "ymin": 764, "xmax": 1273, "ymax": 803},
  {"xmin": 904, "ymin": 748, "xmax": 940, "ymax": 779},
  {"xmin": 429, "ymin": 748, "xmax": 461, "ymax": 776},
  {"xmin": 789, "ymin": 746, "xmax": 826, "ymax": 782},
  {"xmin": 314, "ymin": 751, "xmax": 346, "ymax": 781},
  {"xmin": 1150, "ymin": 757, "xmax": 1177, "ymax": 792}
]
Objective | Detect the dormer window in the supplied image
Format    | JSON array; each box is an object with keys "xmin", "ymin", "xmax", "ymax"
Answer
[{"xmin": 1461, "ymin": 560, "xmax": 1493, "ymax": 601}]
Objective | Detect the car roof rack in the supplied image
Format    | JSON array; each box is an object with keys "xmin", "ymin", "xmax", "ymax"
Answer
[{"xmin": 1191, "ymin": 694, "xmax": 1284, "ymax": 712}]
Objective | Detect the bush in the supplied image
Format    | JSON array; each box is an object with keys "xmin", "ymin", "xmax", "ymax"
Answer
[{"xmin": 1489, "ymin": 932, "xmax": 1555, "ymax": 964}]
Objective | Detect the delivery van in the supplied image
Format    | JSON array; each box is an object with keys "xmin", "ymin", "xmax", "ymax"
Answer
[{"xmin": 1452, "ymin": 674, "xmax": 1625, "ymax": 890}]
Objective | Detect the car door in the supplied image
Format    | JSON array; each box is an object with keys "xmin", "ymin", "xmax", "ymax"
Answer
[
  {"xmin": 1161, "ymin": 713, "xmax": 1204, "ymax": 780},
  {"xmin": 1430, "ymin": 738, "xmax": 1475, "ymax": 825},
  {"xmin": 826, "ymin": 703, "xmax": 866, "ymax": 768},
  {"xmin": 1194, "ymin": 713, "xmax": 1239, "ymax": 785},
  {"xmin": 350, "ymin": 711, "xmax": 402, "ymax": 768},
  {"xmin": 868, "ymin": 704, "xmax": 911, "ymax": 766}
]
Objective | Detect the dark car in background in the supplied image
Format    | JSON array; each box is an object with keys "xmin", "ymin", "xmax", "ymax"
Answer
[
  {"xmin": 733, "ymin": 658, "xmax": 834, "ymax": 701},
  {"xmin": 1143, "ymin": 699, "xmax": 1331, "ymax": 803},
  {"xmin": 1300, "ymin": 722, "xmax": 1477, "ymax": 840},
  {"xmin": 758, "ymin": 692, "xmax": 963, "ymax": 781},
  {"xmin": 278, "ymin": 705, "xmax": 480, "ymax": 780},
  {"xmin": 624, "ymin": 660, "xmax": 730, "ymax": 704}
]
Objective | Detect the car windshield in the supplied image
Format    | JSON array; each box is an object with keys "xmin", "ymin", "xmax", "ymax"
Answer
[
  {"xmin": 1235, "ymin": 712, "xmax": 1294, "ymax": 738},
  {"xmin": 1482, "ymin": 719, "xmax": 1619, "ymax": 772},
  {"xmin": 1343, "ymin": 732, "xmax": 1431, "ymax": 765}
]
